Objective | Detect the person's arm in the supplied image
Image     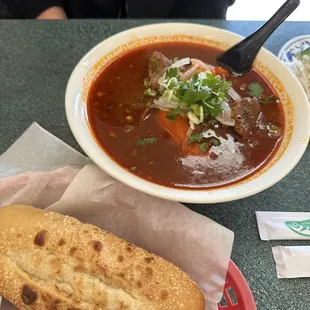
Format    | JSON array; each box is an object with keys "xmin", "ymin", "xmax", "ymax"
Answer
[
  {"xmin": 37, "ymin": 6, "xmax": 67, "ymax": 19},
  {"xmin": 1, "ymin": 0, "xmax": 66, "ymax": 19}
]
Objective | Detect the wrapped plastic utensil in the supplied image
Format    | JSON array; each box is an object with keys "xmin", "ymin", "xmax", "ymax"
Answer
[
  {"xmin": 256, "ymin": 211, "xmax": 310, "ymax": 240},
  {"xmin": 272, "ymin": 246, "xmax": 310, "ymax": 278}
]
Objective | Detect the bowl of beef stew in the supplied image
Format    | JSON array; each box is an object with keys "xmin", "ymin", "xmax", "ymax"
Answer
[{"xmin": 66, "ymin": 23, "xmax": 310, "ymax": 203}]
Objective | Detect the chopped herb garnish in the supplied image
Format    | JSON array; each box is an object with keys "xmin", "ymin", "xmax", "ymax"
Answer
[
  {"xmin": 201, "ymin": 72, "xmax": 219, "ymax": 88},
  {"xmin": 220, "ymin": 80, "xmax": 233, "ymax": 93},
  {"xmin": 189, "ymin": 133, "xmax": 203, "ymax": 144},
  {"xmin": 129, "ymin": 165, "xmax": 137, "ymax": 171},
  {"xmin": 143, "ymin": 61, "xmax": 233, "ymax": 127},
  {"xmin": 210, "ymin": 104, "xmax": 224, "ymax": 118},
  {"xmin": 136, "ymin": 137, "xmax": 158, "ymax": 146},
  {"xmin": 210, "ymin": 137, "xmax": 221, "ymax": 146},
  {"xmin": 166, "ymin": 107, "xmax": 180, "ymax": 121},
  {"xmin": 162, "ymin": 89, "xmax": 174, "ymax": 101},
  {"xmin": 165, "ymin": 67, "xmax": 179, "ymax": 79},
  {"xmin": 181, "ymin": 72, "xmax": 231, "ymax": 118},
  {"xmin": 200, "ymin": 141, "xmax": 209, "ymax": 152},
  {"xmin": 248, "ymin": 83, "xmax": 264, "ymax": 98},
  {"xmin": 183, "ymin": 89, "xmax": 210, "ymax": 104},
  {"xmin": 261, "ymin": 95, "xmax": 277, "ymax": 104},
  {"xmin": 144, "ymin": 88, "xmax": 157, "ymax": 97},
  {"xmin": 191, "ymin": 104, "xmax": 201, "ymax": 117}
]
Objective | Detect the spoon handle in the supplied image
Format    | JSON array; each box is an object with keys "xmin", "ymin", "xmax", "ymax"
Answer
[
  {"xmin": 248, "ymin": 0, "xmax": 300, "ymax": 45},
  {"xmin": 242, "ymin": 0, "xmax": 300, "ymax": 52},
  {"xmin": 217, "ymin": 0, "xmax": 300, "ymax": 75}
]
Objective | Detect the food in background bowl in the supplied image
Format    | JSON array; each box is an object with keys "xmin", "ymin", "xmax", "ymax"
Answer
[
  {"xmin": 278, "ymin": 35, "xmax": 310, "ymax": 101},
  {"xmin": 88, "ymin": 43, "xmax": 284, "ymax": 189},
  {"xmin": 66, "ymin": 23, "xmax": 310, "ymax": 203}
]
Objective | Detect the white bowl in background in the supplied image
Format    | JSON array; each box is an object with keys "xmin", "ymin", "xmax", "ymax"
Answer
[{"xmin": 66, "ymin": 23, "xmax": 310, "ymax": 203}]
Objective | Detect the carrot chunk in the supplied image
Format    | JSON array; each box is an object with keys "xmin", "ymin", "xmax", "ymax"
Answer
[{"xmin": 155, "ymin": 110, "xmax": 209, "ymax": 155}]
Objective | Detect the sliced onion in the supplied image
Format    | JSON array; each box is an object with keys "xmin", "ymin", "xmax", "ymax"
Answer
[
  {"xmin": 267, "ymin": 123, "xmax": 282, "ymax": 139},
  {"xmin": 180, "ymin": 58, "xmax": 215, "ymax": 81},
  {"xmin": 140, "ymin": 105, "xmax": 155, "ymax": 122},
  {"xmin": 171, "ymin": 57, "xmax": 191, "ymax": 68},
  {"xmin": 154, "ymin": 98, "xmax": 179, "ymax": 109},
  {"xmin": 153, "ymin": 105, "xmax": 169, "ymax": 112},
  {"xmin": 167, "ymin": 77, "xmax": 178, "ymax": 88},
  {"xmin": 158, "ymin": 85, "xmax": 165, "ymax": 94},
  {"xmin": 191, "ymin": 58, "xmax": 211, "ymax": 71},
  {"xmin": 199, "ymin": 105, "xmax": 204, "ymax": 123},
  {"xmin": 157, "ymin": 76, "xmax": 168, "ymax": 88},
  {"xmin": 257, "ymin": 112, "xmax": 266, "ymax": 130},
  {"xmin": 187, "ymin": 111, "xmax": 201, "ymax": 125},
  {"xmin": 198, "ymin": 71, "xmax": 207, "ymax": 79},
  {"xmin": 159, "ymin": 58, "xmax": 192, "ymax": 88},
  {"xmin": 181, "ymin": 126, "xmax": 194, "ymax": 153},
  {"xmin": 228, "ymin": 87, "xmax": 241, "ymax": 101},
  {"xmin": 181, "ymin": 63, "xmax": 200, "ymax": 81},
  {"xmin": 186, "ymin": 125, "xmax": 194, "ymax": 138},
  {"xmin": 215, "ymin": 101, "xmax": 235, "ymax": 126}
]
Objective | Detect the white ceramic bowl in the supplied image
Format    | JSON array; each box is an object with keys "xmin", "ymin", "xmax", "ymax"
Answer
[{"xmin": 66, "ymin": 23, "xmax": 310, "ymax": 203}]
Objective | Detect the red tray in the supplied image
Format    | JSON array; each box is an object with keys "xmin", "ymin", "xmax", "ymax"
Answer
[{"xmin": 218, "ymin": 260, "xmax": 256, "ymax": 310}]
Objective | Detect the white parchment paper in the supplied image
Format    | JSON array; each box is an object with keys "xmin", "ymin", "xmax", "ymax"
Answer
[{"xmin": 0, "ymin": 123, "xmax": 234, "ymax": 310}]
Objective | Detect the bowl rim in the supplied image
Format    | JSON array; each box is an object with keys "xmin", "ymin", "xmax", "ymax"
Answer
[
  {"xmin": 66, "ymin": 22, "xmax": 310, "ymax": 203},
  {"xmin": 278, "ymin": 34, "xmax": 310, "ymax": 61}
]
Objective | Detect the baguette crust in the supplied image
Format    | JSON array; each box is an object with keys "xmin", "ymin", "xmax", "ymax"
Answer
[{"xmin": 0, "ymin": 205, "xmax": 205, "ymax": 310}]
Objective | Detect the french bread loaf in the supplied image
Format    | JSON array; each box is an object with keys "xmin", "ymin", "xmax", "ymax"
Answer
[{"xmin": 0, "ymin": 205, "xmax": 205, "ymax": 310}]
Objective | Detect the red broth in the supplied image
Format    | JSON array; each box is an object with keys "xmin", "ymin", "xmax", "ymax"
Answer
[{"xmin": 87, "ymin": 42, "xmax": 284, "ymax": 189}]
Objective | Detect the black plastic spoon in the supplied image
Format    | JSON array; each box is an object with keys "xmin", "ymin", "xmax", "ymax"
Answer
[{"xmin": 217, "ymin": 0, "xmax": 300, "ymax": 75}]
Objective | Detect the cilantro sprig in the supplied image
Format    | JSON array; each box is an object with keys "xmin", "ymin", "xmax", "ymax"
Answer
[
  {"xmin": 165, "ymin": 67, "xmax": 179, "ymax": 79},
  {"xmin": 145, "ymin": 59, "xmax": 233, "ymax": 128},
  {"xmin": 248, "ymin": 83, "xmax": 264, "ymax": 98},
  {"xmin": 181, "ymin": 73, "xmax": 231, "ymax": 114},
  {"xmin": 200, "ymin": 141, "xmax": 210, "ymax": 152},
  {"xmin": 189, "ymin": 133, "xmax": 203, "ymax": 144},
  {"xmin": 161, "ymin": 70, "xmax": 232, "ymax": 121},
  {"xmin": 247, "ymin": 82, "xmax": 279, "ymax": 104},
  {"xmin": 261, "ymin": 95, "xmax": 277, "ymax": 104},
  {"xmin": 166, "ymin": 107, "xmax": 180, "ymax": 121},
  {"xmin": 210, "ymin": 137, "xmax": 221, "ymax": 146},
  {"xmin": 189, "ymin": 133, "xmax": 221, "ymax": 150},
  {"xmin": 136, "ymin": 137, "xmax": 158, "ymax": 146}
]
